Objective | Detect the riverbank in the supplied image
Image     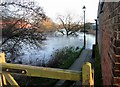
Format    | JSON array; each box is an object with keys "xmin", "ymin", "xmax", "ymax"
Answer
[{"xmin": 47, "ymin": 47, "xmax": 84, "ymax": 69}]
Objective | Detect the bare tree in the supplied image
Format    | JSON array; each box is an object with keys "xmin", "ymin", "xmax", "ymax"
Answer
[
  {"xmin": 0, "ymin": 0, "xmax": 46, "ymax": 62},
  {"xmin": 57, "ymin": 14, "xmax": 82, "ymax": 36}
]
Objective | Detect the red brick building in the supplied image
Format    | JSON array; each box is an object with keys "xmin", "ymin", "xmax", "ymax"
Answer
[{"xmin": 98, "ymin": 1, "xmax": 120, "ymax": 86}]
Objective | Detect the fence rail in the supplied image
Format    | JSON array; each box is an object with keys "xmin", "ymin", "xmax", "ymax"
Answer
[
  {"xmin": 2, "ymin": 63, "xmax": 81, "ymax": 81},
  {"xmin": 0, "ymin": 52, "xmax": 94, "ymax": 87}
]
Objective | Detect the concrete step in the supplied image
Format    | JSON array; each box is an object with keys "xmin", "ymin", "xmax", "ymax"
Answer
[
  {"xmin": 113, "ymin": 84, "xmax": 120, "ymax": 87},
  {"xmin": 113, "ymin": 77, "xmax": 120, "ymax": 85},
  {"xmin": 114, "ymin": 63, "xmax": 120, "ymax": 70},
  {"xmin": 114, "ymin": 57, "xmax": 120, "ymax": 63},
  {"xmin": 113, "ymin": 70, "xmax": 120, "ymax": 77}
]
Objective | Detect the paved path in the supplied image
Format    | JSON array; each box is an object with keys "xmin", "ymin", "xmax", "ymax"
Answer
[{"xmin": 54, "ymin": 49, "xmax": 94, "ymax": 87}]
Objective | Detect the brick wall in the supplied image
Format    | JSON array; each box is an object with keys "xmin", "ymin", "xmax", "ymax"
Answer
[{"xmin": 98, "ymin": 2, "xmax": 120, "ymax": 86}]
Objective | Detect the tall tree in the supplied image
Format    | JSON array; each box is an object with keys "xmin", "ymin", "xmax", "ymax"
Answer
[
  {"xmin": 0, "ymin": 0, "xmax": 46, "ymax": 62},
  {"xmin": 57, "ymin": 14, "xmax": 82, "ymax": 36}
]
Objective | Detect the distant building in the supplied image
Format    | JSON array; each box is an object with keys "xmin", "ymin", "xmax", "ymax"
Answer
[{"xmin": 98, "ymin": 1, "xmax": 120, "ymax": 86}]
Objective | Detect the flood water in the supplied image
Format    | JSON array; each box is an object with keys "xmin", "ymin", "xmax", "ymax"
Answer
[{"xmin": 15, "ymin": 32, "xmax": 95, "ymax": 65}]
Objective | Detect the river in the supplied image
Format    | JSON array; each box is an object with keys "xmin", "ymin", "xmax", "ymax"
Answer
[{"xmin": 15, "ymin": 32, "xmax": 95, "ymax": 65}]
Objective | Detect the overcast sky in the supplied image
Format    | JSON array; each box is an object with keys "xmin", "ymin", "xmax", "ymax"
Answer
[{"xmin": 34, "ymin": 0, "xmax": 99, "ymax": 23}]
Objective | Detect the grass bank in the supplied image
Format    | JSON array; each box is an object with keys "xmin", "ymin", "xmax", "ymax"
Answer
[{"xmin": 47, "ymin": 46, "xmax": 84, "ymax": 69}]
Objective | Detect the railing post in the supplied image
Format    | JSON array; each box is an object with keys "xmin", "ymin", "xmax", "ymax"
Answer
[
  {"xmin": 82, "ymin": 62, "xmax": 94, "ymax": 86},
  {"xmin": 0, "ymin": 53, "xmax": 20, "ymax": 87},
  {"xmin": 0, "ymin": 52, "xmax": 5, "ymax": 86}
]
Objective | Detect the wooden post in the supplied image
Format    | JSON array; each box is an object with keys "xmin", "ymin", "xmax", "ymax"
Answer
[
  {"xmin": 0, "ymin": 53, "xmax": 5, "ymax": 86},
  {"xmin": 0, "ymin": 53, "xmax": 20, "ymax": 87},
  {"xmin": 2, "ymin": 74, "xmax": 7, "ymax": 85},
  {"xmin": 82, "ymin": 62, "xmax": 94, "ymax": 86}
]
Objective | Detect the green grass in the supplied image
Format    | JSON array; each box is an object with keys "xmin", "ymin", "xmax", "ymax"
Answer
[
  {"xmin": 47, "ymin": 46, "xmax": 83, "ymax": 69},
  {"xmin": 58, "ymin": 47, "xmax": 83, "ymax": 69},
  {"xmin": 94, "ymin": 44, "xmax": 103, "ymax": 86}
]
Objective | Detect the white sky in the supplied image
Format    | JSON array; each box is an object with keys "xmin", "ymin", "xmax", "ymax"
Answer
[{"xmin": 34, "ymin": 0, "xmax": 99, "ymax": 23}]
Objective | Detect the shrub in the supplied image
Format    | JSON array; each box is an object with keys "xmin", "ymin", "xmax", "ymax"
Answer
[{"xmin": 47, "ymin": 46, "xmax": 83, "ymax": 69}]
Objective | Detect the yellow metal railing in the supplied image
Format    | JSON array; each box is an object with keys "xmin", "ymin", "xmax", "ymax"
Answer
[{"xmin": 0, "ymin": 52, "xmax": 94, "ymax": 86}]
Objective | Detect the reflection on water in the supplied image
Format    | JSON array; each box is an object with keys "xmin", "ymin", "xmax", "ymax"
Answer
[{"xmin": 16, "ymin": 33, "xmax": 95, "ymax": 65}]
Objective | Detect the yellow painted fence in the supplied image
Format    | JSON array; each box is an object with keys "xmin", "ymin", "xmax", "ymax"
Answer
[{"xmin": 0, "ymin": 53, "xmax": 94, "ymax": 87}]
